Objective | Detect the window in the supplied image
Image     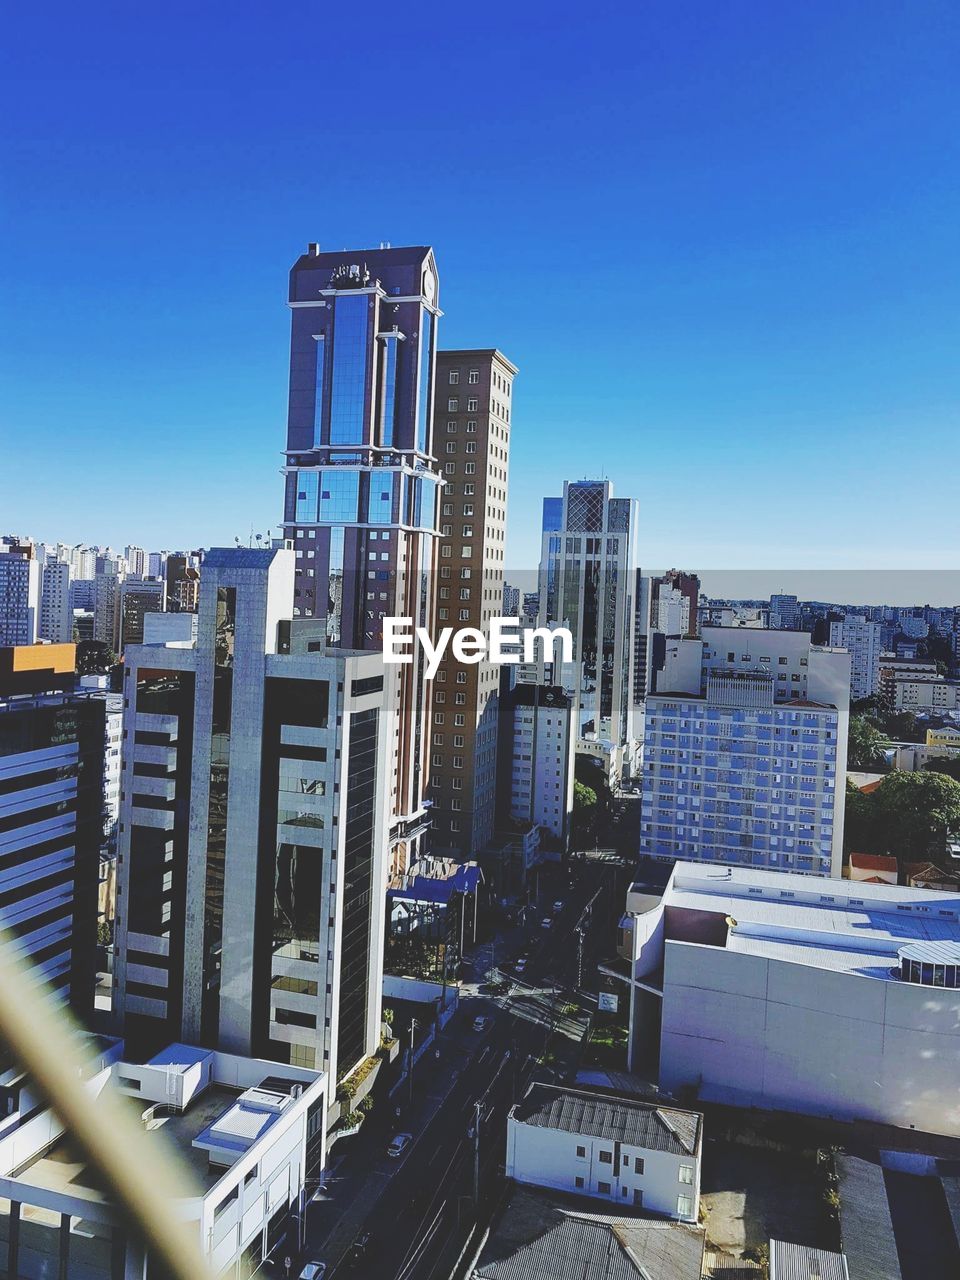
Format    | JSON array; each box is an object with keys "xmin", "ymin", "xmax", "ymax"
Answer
[
  {"xmin": 635, "ymin": 1157, "xmax": 644, "ymax": 1173},
  {"xmin": 449, "ymin": 370, "xmax": 459, "ymax": 384},
  {"xmin": 598, "ymin": 1151, "xmax": 613, "ymax": 1164},
  {"xmin": 576, "ymin": 1145, "xmax": 586, "ymax": 1158},
  {"xmin": 679, "ymin": 1164, "xmax": 694, "ymax": 1184},
  {"xmin": 468, "ymin": 369, "xmax": 479, "ymax": 383},
  {"xmin": 677, "ymin": 1194, "xmax": 693, "ymax": 1218},
  {"xmin": 466, "ymin": 420, "xmax": 477, "ymax": 432},
  {"xmin": 465, "ymin": 441, "xmax": 477, "ymax": 454},
  {"xmin": 447, "ymin": 398, "xmax": 458, "ymax": 411},
  {"xmin": 446, "ymin": 442, "xmax": 456, "ymax": 453},
  {"xmin": 598, "ymin": 1181, "xmax": 611, "ymax": 1195},
  {"xmin": 575, "ymin": 1175, "xmax": 585, "ymax": 1188}
]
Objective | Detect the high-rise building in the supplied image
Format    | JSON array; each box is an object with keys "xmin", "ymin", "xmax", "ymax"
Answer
[
  {"xmin": 507, "ymin": 684, "xmax": 575, "ymax": 847},
  {"xmin": 39, "ymin": 557, "xmax": 72, "ymax": 643},
  {"xmin": 769, "ymin": 593, "xmax": 801, "ymax": 630},
  {"xmin": 0, "ymin": 644, "xmax": 104, "ymax": 1029},
  {"xmin": 120, "ymin": 576, "xmax": 165, "ymax": 649},
  {"xmin": 0, "ymin": 538, "xmax": 40, "ymax": 646},
  {"xmin": 114, "ymin": 548, "xmax": 392, "ymax": 1085},
  {"xmin": 428, "ymin": 349, "xmax": 517, "ymax": 858},
  {"xmin": 538, "ymin": 480, "xmax": 640, "ymax": 772},
  {"xmin": 652, "ymin": 571, "xmax": 700, "ymax": 638},
  {"xmin": 165, "ymin": 552, "xmax": 200, "ymax": 612},
  {"xmin": 280, "ymin": 244, "xmax": 442, "ymax": 871},
  {"xmin": 503, "ymin": 583, "xmax": 521, "ymax": 617},
  {"xmin": 147, "ymin": 550, "xmax": 168, "ymax": 579},
  {"xmin": 124, "ymin": 544, "xmax": 146, "ymax": 576},
  {"xmin": 93, "ymin": 566, "xmax": 122, "ymax": 650},
  {"xmin": 828, "ymin": 615, "xmax": 882, "ymax": 701},
  {"xmin": 641, "ymin": 628, "xmax": 850, "ymax": 876}
]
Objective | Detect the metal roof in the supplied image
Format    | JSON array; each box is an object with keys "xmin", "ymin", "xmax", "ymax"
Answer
[
  {"xmin": 769, "ymin": 1239, "xmax": 849, "ymax": 1280},
  {"xmin": 512, "ymin": 1085, "xmax": 700, "ymax": 1157},
  {"xmin": 835, "ymin": 1156, "xmax": 902, "ymax": 1280}
]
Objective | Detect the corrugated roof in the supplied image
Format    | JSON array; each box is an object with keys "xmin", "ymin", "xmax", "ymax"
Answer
[
  {"xmin": 769, "ymin": 1239, "xmax": 849, "ymax": 1280},
  {"xmin": 512, "ymin": 1085, "xmax": 700, "ymax": 1156},
  {"xmin": 472, "ymin": 1186, "xmax": 704, "ymax": 1280},
  {"xmin": 835, "ymin": 1155, "xmax": 902, "ymax": 1280}
]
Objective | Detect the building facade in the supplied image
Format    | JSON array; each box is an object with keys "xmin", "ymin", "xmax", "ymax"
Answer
[
  {"xmin": 38, "ymin": 557, "xmax": 72, "ymax": 644},
  {"xmin": 641, "ymin": 628, "xmax": 850, "ymax": 876},
  {"xmin": 507, "ymin": 684, "xmax": 575, "ymax": 847},
  {"xmin": 505, "ymin": 1084, "xmax": 702, "ymax": 1221},
  {"xmin": 120, "ymin": 577, "xmax": 165, "ymax": 650},
  {"xmin": 538, "ymin": 480, "xmax": 640, "ymax": 772},
  {"xmin": 428, "ymin": 349, "xmax": 516, "ymax": 858},
  {"xmin": 113, "ymin": 548, "xmax": 392, "ymax": 1086},
  {"xmin": 281, "ymin": 244, "xmax": 442, "ymax": 871},
  {"xmin": 828, "ymin": 615, "xmax": 882, "ymax": 701},
  {"xmin": 0, "ymin": 541, "xmax": 40, "ymax": 647}
]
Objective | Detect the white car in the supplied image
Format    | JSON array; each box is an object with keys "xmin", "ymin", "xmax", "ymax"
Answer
[
  {"xmin": 299, "ymin": 1264, "xmax": 326, "ymax": 1280},
  {"xmin": 541, "ymin": 917, "xmax": 552, "ymax": 930},
  {"xmin": 552, "ymin": 900, "xmax": 564, "ymax": 913},
  {"xmin": 387, "ymin": 1132, "xmax": 413, "ymax": 1158},
  {"xmin": 473, "ymin": 1014, "xmax": 491, "ymax": 1032},
  {"xmin": 514, "ymin": 958, "xmax": 528, "ymax": 974}
]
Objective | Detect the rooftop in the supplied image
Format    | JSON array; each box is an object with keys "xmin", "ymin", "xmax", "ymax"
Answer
[
  {"xmin": 664, "ymin": 863, "xmax": 960, "ymax": 981},
  {"xmin": 511, "ymin": 1084, "xmax": 700, "ymax": 1157},
  {"xmin": 471, "ymin": 1185, "xmax": 704, "ymax": 1280}
]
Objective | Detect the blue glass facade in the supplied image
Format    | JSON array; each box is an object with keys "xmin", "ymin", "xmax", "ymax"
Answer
[
  {"xmin": 366, "ymin": 474, "xmax": 394, "ymax": 524},
  {"xmin": 380, "ymin": 335, "xmax": 398, "ymax": 447},
  {"xmin": 313, "ymin": 337, "xmax": 327, "ymax": 446},
  {"xmin": 416, "ymin": 307, "xmax": 433, "ymax": 453},
  {"xmin": 295, "ymin": 471, "xmax": 319, "ymax": 523},
  {"xmin": 319, "ymin": 471, "xmax": 360, "ymax": 522},
  {"xmin": 329, "ymin": 294, "xmax": 370, "ymax": 445}
]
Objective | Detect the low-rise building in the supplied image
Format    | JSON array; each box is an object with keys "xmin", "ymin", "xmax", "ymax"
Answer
[
  {"xmin": 0, "ymin": 1041, "xmax": 326, "ymax": 1279},
  {"xmin": 616, "ymin": 862, "xmax": 960, "ymax": 1136},
  {"xmin": 505, "ymin": 1083, "xmax": 702, "ymax": 1222},
  {"xmin": 848, "ymin": 851, "xmax": 899, "ymax": 884}
]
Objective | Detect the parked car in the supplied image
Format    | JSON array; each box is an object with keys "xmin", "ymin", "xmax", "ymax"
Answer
[
  {"xmin": 541, "ymin": 917, "xmax": 552, "ymax": 930},
  {"xmin": 473, "ymin": 1014, "xmax": 491, "ymax": 1032},
  {"xmin": 299, "ymin": 1263, "xmax": 326, "ymax": 1280},
  {"xmin": 552, "ymin": 899, "xmax": 564, "ymax": 913},
  {"xmin": 387, "ymin": 1132, "xmax": 413, "ymax": 1158},
  {"xmin": 514, "ymin": 957, "xmax": 528, "ymax": 974}
]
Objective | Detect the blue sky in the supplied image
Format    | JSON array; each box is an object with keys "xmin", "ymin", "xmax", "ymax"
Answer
[{"xmin": 2, "ymin": 2, "xmax": 958, "ymax": 601}]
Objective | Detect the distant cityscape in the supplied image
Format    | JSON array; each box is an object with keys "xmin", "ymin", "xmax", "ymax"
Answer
[{"xmin": 1, "ymin": 243, "xmax": 959, "ymax": 1280}]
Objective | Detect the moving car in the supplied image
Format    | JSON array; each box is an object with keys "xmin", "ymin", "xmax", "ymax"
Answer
[
  {"xmin": 552, "ymin": 899, "xmax": 564, "ymax": 913},
  {"xmin": 299, "ymin": 1264, "xmax": 326, "ymax": 1280},
  {"xmin": 387, "ymin": 1132, "xmax": 413, "ymax": 1158},
  {"xmin": 541, "ymin": 917, "xmax": 552, "ymax": 929},
  {"xmin": 473, "ymin": 1014, "xmax": 491, "ymax": 1032},
  {"xmin": 514, "ymin": 957, "xmax": 528, "ymax": 974}
]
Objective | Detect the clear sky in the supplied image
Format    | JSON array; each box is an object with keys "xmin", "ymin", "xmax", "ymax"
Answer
[{"xmin": 2, "ymin": 2, "xmax": 958, "ymax": 602}]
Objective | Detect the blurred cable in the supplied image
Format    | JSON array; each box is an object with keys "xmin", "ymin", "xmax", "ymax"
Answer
[{"xmin": 0, "ymin": 927, "xmax": 218, "ymax": 1280}]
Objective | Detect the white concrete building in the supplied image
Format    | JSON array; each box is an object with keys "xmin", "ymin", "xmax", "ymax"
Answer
[
  {"xmin": 617, "ymin": 862, "xmax": 960, "ymax": 1137},
  {"xmin": 505, "ymin": 1084, "xmax": 702, "ymax": 1221},
  {"xmin": 641, "ymin": 628, "xmax": 850, "ymax": 877},
  {"xmin": 891, "ymin": 678, "xmax": 958, "ymax": 712},
  {"xmin": 39, "ymin": 558, "xmax": 72, "ymax": 643},
  {"xmin": 829, "ymin": 615, "xmax": 882, "ymax": 701},
  {"xmin": 114, "ymin": 547, "xmax": 393, "ymax": 1087},
  {"xmin": 0, "ymin": 1040, "xmax": 325, "ymax": 1279},
  {"xmin": 508, "ymin": 685, "xmax": 575, "ymax": 847}
]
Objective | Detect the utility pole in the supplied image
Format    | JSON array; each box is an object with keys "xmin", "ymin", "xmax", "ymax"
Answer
[
  {"xmin": 408, "ymin": 1017, "xmax": 418, "ymax": 1110},
  {"xmin": 472, "ymin": 1100, "xmax": 482, "ymax": 1205}
]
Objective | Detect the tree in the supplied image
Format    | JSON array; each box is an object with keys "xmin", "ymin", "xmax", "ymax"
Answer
[
  {"xmin": 572, "ymin": 780, "xmax": 598, "ymax": 848},
  {"xmin": 76, "ymin": 639, "xmax": 115, "ymax": 676},
  {"xmin": 871, "ymin": 771, "xmax": 960, "ymax": 861},
  {"xmin": 887, "ymin": 711, "xmax": 923, "ymax": 744},
  {"xmin": 925, "ymin": 758, "xmax": 960, "ymax": 784},
  {"xmin": 843, "ymin": 780, "xmax": 879, "ymax": 855},
  {"xmin": 847, "ymin": 716, "xmax": 889, "ymax": 770}
]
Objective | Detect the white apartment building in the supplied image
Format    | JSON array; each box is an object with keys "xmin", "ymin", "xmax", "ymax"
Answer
[
  {"xmin": 39, "ymin": 558, "xmax": 72, "ymax": 643},
  {"xmin": 616, "ymin": 862, "xmax": 960, "ymax": 1136},
  {"xmin": 505, "ymin": 1084, "xmax": 702, "ymax": 1221},
  {"xmin": 892, "ymin": 678, "xmax": 959, "ymax": 712},
  {"xmin": 125, "ymin": 545, "xmax": 147, "ymax": 576},
  {"xmin": 641, "ymin": 628, "xmax": 850, "ymax": 877},
  {"xmin": 828, "ymin": 614, "xmax": 882, "ymax": 701},
  {"xmin": 0, "ymin": 1040, "xmax": 325, "ymax": 1279},
  {"xmin": 508, "ymin": 684, "xmax": 575, "ymax": 847}
]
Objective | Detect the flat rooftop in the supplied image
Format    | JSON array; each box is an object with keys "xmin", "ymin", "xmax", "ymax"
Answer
[{"xmin": 664, "ymin": 863, "xmax": 960, "ymax": 980}]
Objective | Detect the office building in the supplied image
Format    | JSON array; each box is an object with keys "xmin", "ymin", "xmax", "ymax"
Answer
[
  {"xmin": 0, "ymin": 1040, "xmax": 326, "ymax": 1280},
  {"xmin": 828, "ymin": 614, "xmax": 882, "ymax": 701},
  {"xmin": 93, "ymin": 566, "xmax": 122, "ymax": 651},
  {"xmin": 0, "ymin": 644, "xmax": 104, "ymax": 1029},
  {"xmin": 429, "ymin": 348, "xmax": 517, "ymax": 858},
  {"xmin": 119, "ymin": 576, "xmax": 165, "ymax": 649},
  {"xmin": 114, "ymin": 547, "xmax": 392, "ymax": 1087},
  {"xmin": 507, "ymin": 684, "xmax": 575, "ymax": 848},
  {"xmin": 503, "ymin": 582, "xmax": 521, "ymax": 616},
  {"xmin": 124, "ymin": 544, "xmax": 146, "ymax": 576},
  {"xmin": 280, "ymin": 244, "xmax": 442, "ymax": 870},
  {"xmin": 147, "ymin": 550, "xmax": 168, "ymax": 579},
  {"xmin": 538, "ymin": 480, "xmax": 640, "ymax": 773},
  {"xmin": 769, "ymin": 594, "xmax": 800, "ymax": 630},
  {"xmin": 38, "ymin": 557, "xmax": 72, "ymax": 643},
  {"xmin": 641, "ymin": 628, "xmax": 850, "ymax": 876},
  {"xmin": 0, "ymin": 539, "xmax": 40, "ymax": 646},
  {"xmin": 505, "ymin": 1083, "xmax": 702, "ymax": 1221},
  {"xmin": 617, "ymin": 862, "xmax": 960, "ymax": 1136}
]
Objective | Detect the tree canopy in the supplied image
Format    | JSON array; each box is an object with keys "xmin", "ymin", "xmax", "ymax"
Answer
[{"xmin": 845, "ymin": 770, "xmax": 960, "ymax": 863}]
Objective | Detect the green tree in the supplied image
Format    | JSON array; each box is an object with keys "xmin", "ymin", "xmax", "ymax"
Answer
[
  {"xmin": 871, "ymin": 771, "xmax": 960, "ymax": 861},
  {"xmin": 76, "ymin": 639, "xmax": 116, "ymax": 676},
  {"xmin": 847, "ymin": 715, "xmax": 889, "ymax": 770},
  {"xmin": 843, "ymin": 779, "xmax": 879, "ymax": 855},
  {"xmin": 887, "ymin": 711, "xmax": 923, "ymax": 744},
  {"xmin": 572, "ymin": 780, "xmax": 598, "ymax": 848},
  {"xmin": 925, "ymin": 758, "xmax": 960, "ymax": 784}
]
